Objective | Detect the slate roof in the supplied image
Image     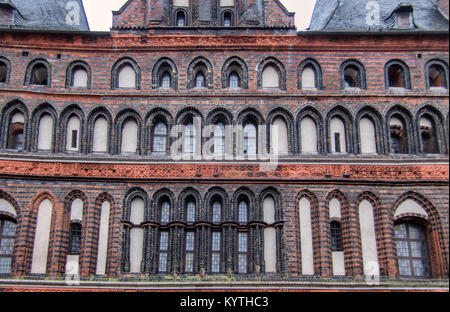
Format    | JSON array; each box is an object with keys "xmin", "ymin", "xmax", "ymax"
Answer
[
  {"xmin": 308, "ymin": 0, "xmax": 449, "ymax": 32},
  {"xmin": 1, "ymin": 0, "xmax": 89, "ymax": 31}
]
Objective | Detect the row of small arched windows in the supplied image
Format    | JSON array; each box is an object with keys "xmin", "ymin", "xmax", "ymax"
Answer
[
  {"xmin": 1, "ymin": 101, "xmax": 448, "ymax": 157},
  {"xmin": 0, "ymin": 55, "xmax": 448, "ymax": 92}
]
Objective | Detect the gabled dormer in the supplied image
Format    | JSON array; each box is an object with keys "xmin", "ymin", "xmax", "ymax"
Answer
[
  {"xmin": 386, "ymin": 4, "xmax": 416, "ymax": 29},
  {"xmin": 112, "ymin": 0, "xmax": 295, "ymax": 33}
]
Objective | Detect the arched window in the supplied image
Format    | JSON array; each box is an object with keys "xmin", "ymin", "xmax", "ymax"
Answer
[
  {"xmin": 229, "ymin": 71, "xmax": 240, "ymax": 88},
  {"xmin": 176, "ymin": 10, "xmax": 186, "ymax": 27},
  {"xmin": 243, "ymin": 123, "xmax": 257, "ymax": 157},
  {"xmin": 299, "ymin": 197, "xmax": 314, "ymax": 275},
  {"xmin": 394, "ymin": 221, "xmax": 430, "ymax": 277},
  {"xmin": 301, "ymin": 65, "xmax": 316, "ymax": 90},
  {"xmin": 359, "ymin": 199, "xmax": 380, "ymax": 276},
  {"xmin": 194, "ymin": 72, "xmax": 205, "ymax": 88},
  {"xmin": 343, "ymin": 65, "xmax": 360, "ymax": 88},
  {"xmin": 30, "ymin": 63, "xmax": 49, "ymax": 86},
  {"xmin": 262, "ymin": 65, "xmax": 280, "ymax": 89},
  {"xmin": 92, "ymin": 116, "xmax": 108, "ymax": 153},
  {"xmin": 359, "ymin": 117, "xmax": 377, "ymax": 154},
  {"xmin": 330, "ymin": 221, "xmax": 343, "ymax": 252},
  {"xmin": 330, "ymin": 117, "xmax": 347, "ymax": 154},
  {"xmin": 238, "ymin": 200, "xmax": 248, "ymax": 223},
  {"xmin": 31, "ymin": 199, "xmax": 53, "ymax": 274},
  {"xmin": 186, "ymin": 201, "xmax": 196, "ymax": 223},
  {"xmin": 8, "ymin": 113, "xmax": 24, "ymax": 151},
  {"xmin": 223, "ymin": 11, "xmax": 232, "ymax": 27},
  {"xmin": 388, "ymin": 64, "xmax": 406, "ymax": 88},
  {"xmin": 160, "ymin": 201, "xmax": 170, "ymax": 223},
  {"xmin": 300, "ymin": 117, "xmax": 318, "ymax": 154},
  {"xmin": 152, "ymin": 121, "xmax": 168, "ymax": 154},
  {"xmin": 237, "ymin": 232, "xmax": 248, "ymax": 273},
  {"xmin": 37, "ymin": 113, "xmax": 54, "ymax": 151},
  {"xmin": 118, "ymin": 65, "xmax": 136, "ymax": 89},
  {"xmin": 271, "ymin": 117, "xmax": 289, "ymax": 155},
  {"xmin": 184, "ymin": 231, "xmax": 195, "ymax": 273},
  {"xmin": 72, "ymin": 67, "xmax": 88, "ymax": 88},
  {"xmin": 214, "ymin": 122, "xmax": 225, "ymax": 157},
  {"xmin": 0, "ymin": 218, "xmax": 16, "ymax": 274},
  {"xmin": 129, "ymin": 197, "xmax": 144, "ymax": 273},
  {"xmin": 389, "ymin": 116, "xmax": 407, "ymax": 154},
  {"xmin": 263, "ymin": 196, "xmax": 277, "ymax": 273},
  {"xmin": 426, "ymin": 61, "xmax": 448, "ymax": 90},
  {"xmin": 419, "ymin": 116, "xmax": 438, "ymax": 154},
  {"xmin": 121, "ymin": 118, "xmax": 138, "ymax": 154}
]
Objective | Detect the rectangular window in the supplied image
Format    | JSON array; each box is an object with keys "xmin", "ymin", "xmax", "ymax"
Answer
[
  {"xmin": 334, "ymin": 133, "xmax": 341, "ymax": 153},
  {"xmin": 71, "ymin": 130, "xmax": 78, "ymax": 149},
  {"xmin": 211, "ymin": 232, "xmax": 221, "ymax": 273},
  {"xmin": 158, "ymin": 232, "xmax": 169, "ymax": 273},
  {"xmin": 185, "ymin": 231, "xmax": 195, "ymax": 273},
  {"xmin": 238, "ymin": 232, "xmax": 248, "ymax": 274}
]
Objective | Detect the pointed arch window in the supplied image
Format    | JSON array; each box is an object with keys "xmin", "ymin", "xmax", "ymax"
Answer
[
  {"xmin": 160, "ymin": 201, "xmax": 170, "ymax": 223},
  {"xmin": 238, "ymin": 200, "xmax": 248, "ymax": 223},
  {"xmin": 176, "ymin": 10, "xmax": 187, "ymax": 27},
  {"xmin": 419, "ymin": 116, "xmax": 438, "ymax": 154},
  {"xmin": 160, "ymin": 72, "xmax": 171, "ymax": 88},
  {"xmin": 229, "ymin": 71, "xmax": 240, "ymax": 88},
  {"xmin": 8, "ymin": 113, "xmax": 25, "ymax": 151}
]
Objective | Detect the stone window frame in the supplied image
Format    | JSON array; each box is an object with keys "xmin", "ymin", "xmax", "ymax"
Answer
[
  {"xmin": 221, "ymin": 56, "xmax": 248, "ymax": 89},
  {"xmin": 355, "ymin": 106, "xmax": 385, "ymax": 155},
  {"xmin": 385, "ymin": 105, "xmax": 415, "ymax": 155},
  {"xmin": 296, "ymin": 106, "xmax": 325, "ymax": 155},
  {"xmin": 384, "ymin": 59, "xmax": 411, "ymax": 90},
  {"xmin": 57, "ymin": 104, "xmax": 86, "ymax": 154},
  {"xmin": 0, "ymin": 56, "xmax": 12, "ymax": 85},
  {"xmin": 266, "ymin": 107, "xmax": 295, "ymax": 155},
  {"xmin": 29, "ymin": 102, "xmax": 58, "ymax": 153},
  {"xmin": 339, "ymin": 59, "xmax": 367, "ymax": 90},
  {"xmin": 257, "ymin": 56, "xmax": 287, "ymax": 91},
  {"xmin": 65, "ymin": 60, "xmax": 92, "ymax": 89},
  {"xmin": 187, "ymin": 56, "xmax": 214, "ymax": 90},
  {"xmin": 85, "ymin": 106, "xmax": 113, "ymax": 155},
  {"xmin": 145, "ymin": 107, "xmax": 173, "ymax": 156},
  {"xmin": 297, "ymin": 58, "xmax": 323, "ymax": 90},
  {"xmin": 325, "ymin": 105, "xmax": 354, "ymax": 155},
  {"xmin": 415, "ymin": 105, "xmax": 446, "ymax": 155},
  {"xmin": 24, "ymin": 58, "xmax": 52, "ymax": 88},
  {"xmin": 152, "ymin": 57, "xmax": 178, "ymax": 90},
  {"xmin": 110, "ymin": 57, "xmax": 141, "ymax": 90},
  {"xmin": 113, "ymin": 108, "xmax": 143, "ymax": 155},
  {"xmin": 424, "ymin": 59, "xmax": 449, "ymax": 90},
  {"xmin": 0, "ymin": 100, "xmax": 29, "ymax": 151}
]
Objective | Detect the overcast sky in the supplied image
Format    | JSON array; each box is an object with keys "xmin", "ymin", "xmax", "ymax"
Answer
[{"xmin": 83, "ymin": 0, "xmax": 317, "ymax": 31}]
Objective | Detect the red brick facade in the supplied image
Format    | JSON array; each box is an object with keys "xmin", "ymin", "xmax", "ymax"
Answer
[{"xmin": 0, "ymin": 0, "xmax": 448, "ymax": 291}]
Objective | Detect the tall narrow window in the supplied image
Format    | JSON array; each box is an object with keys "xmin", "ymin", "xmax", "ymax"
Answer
[
  {"xmin": 238, "ymin": 201, "xmax": 248, "ymax": 223},
  {"xmin": 69, "ymin": 223, "xmax": 82, "ymax": 255},
  {"xmin": 31, "ymin": 64, "xmax": 49, "ymax": 86},
  {"xmin": 428, "ymin": 64, "xmax": 447, "ymax": 89},
  {"xmin": 395, "ymin": 222, "xmax": 430, "ymax": 277},
  {"xmin": 212, "ymin": 201, "xmax": 222, "ymax": 223},
  {"xmin": 330, "ymin": 117, "xmax": 346, "ymax": 154},
  {"xmin": 186, "ymin": 201, "xmax": 195, "ymax": 223},
  {"xmin": 211, "ymin": 232, "xmax": 221, "ymax": 273},
  {"xmin": 8, "ymin": 113, "xmax": 25, "ymax": 151},
  {"xmin": 176, "ymin": 11, "xmax": 186, "ymax": 27},
  {"xmin": 121, "ymin": 119, "xmax": 138, "ymax": 154},
  {"xmin": 160, "ymin": 72, "xmax": 171, "ymax": 89},
  {"xmin": 158, "ymin": 231, "xmax": 169, "ymax": 273},
  {"xmin": 0, "ymin": 219, "xmax": 16, "ymax": 274},
  {"xmin": 359, "ymin": 117, "xmax": 377, "ymax": 154},
  {"xmin": 390, "ymin": 117, "xmax": 407, "ymax": 154},
  {"xmin": 185, "ymin": 231, "xmax": 195, "ymax": 273},
  {"xmin": 223, "ymin": 11, "xmax": 232, "ymax": 27},
  {"xmin": 37, "ymin": 114, "xmax": 53, "ymax": 151},
  {"xmin": 184, "ymin": 122, "xmax": 195, "ymax": 154},
  {"xmin": 31, "ymin": 199, "xmax": 53, "ymax": 274},
  {"xmin": 388, "ymin": 64, "xmax": 405, "ymax": 88},
  {"xmin": 153, "ymin": 122, "xmax": 168, "ymax": 154},
  {"xmin": 243, "ymin": 123, "xmax": 257, "ymax": 156},
  {"xmin": 330, "ymin": 221, "xmax": 343, "ymax": 252},
  {"xmin": 93, "ymin": 117, "xmax": 108, "ymax": 153},
  {"xmin": 160, "ymin": 201, "xmax": 170, "ymax": 223},
  {"xmin": 66, "ymin": 115, "xmax": 81, "ymax": 152},
  {"xmin": 237, "ymin": 232, "xmax": 248, "ymax": 274},
  {"xmin": 300, "ymin": 117, "xmax": 318, "ymax": 154},
  {"xmin": 214, "ymin": 123, "xmax": 225, "ymax": 157},
  {"xmin": 271, "ymin": 118, "xmax": 289, "ymax": 155},
  {"xmin": 118, "ymin": 65, "xmax": 136, "ymax": 89},
  {"xmin": 229, "ymin": 71, "xmax": 240, "ymax": 88},
  {"xmin": 96, "ymin": 201, "xmax": 110, "ymax": 275}
]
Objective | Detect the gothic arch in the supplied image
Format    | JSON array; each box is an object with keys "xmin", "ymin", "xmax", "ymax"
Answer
[
  {"xmin": 57, "ymin": 104, "xmax": 86, "ymax": 153},
  {"xmin": 152, "ymin": 57, "xmax": 178, "ymax": 90},
  {"xmin": 111, "ymin": 57, "xmax": 141, "ymax": 90},
  {"xmin": 187, "ymin": 56, "xmax": 214, "ymax": 90},
  {"xmin": 221, "ymin": 56, "xmax": 249, "ymax": 89},
  {"xmin": 257, "ymin": 56, "xmax": 286, "ymax": 90},
  {"xmin": 86, "ymin": 106, "xmax": 113, "ymax": 154},
  {"xmin": 29, "ymin": 102, "xmax": 58, "ymax": 153},
  {"xmin": 355, "ymin": 105, "xmax": 385, "ymax": 154},
  {"xmin": 0, "ymin": 99, "xmax": 30, "ymax": 150},
  {"xmin": 297, "ymin": 58, "xmax": 323, "ymax": 90}
]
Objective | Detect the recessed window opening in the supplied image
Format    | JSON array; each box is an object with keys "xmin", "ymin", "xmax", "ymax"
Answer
[
  {"xmin": 161, "ymin": 72, "xmax": 171, "ymax": 88},
  {"xmin": 223, "ymin": 12, "xmax": 232, "ymax": 27},
  {"xmin": 429, "ymin": 65, "xmax": 446, "ymax": 88},
  {"xmin": 195, "ymin": 72, "xmax": 205, "ymax": 88},
  {"xmin": 0, "ymin": 63, "xmax": 7, "ymax": 83},
  {"xmin": 388, "ymin": 64, "xmax": 405, "ymax": 88},
  {"xmin": 344, "ymin": 65, "xmax": 360, "ymax": 88},
  {"xmin": 177, "ymin": 11, "xmax": 186, "ymax": 27},
  {"xmin": 229, "ymin": 71, "xmax": 240, "ymax": 88},
  {"xmin": 31, "ymin": 64, "xmax": 48, "ymax": 85}
]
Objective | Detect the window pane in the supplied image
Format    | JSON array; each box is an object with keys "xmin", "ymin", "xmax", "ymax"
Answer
[
  {"xmin": 0, "ymin": 258, "xmax": 12, "ymax": 274},
  {"xmin": 186, "ymin": 232, "xmax": 195, "ymax": 251},
  {"xmin": 238, "ymin": 201, "xmax": 248, "ymax": 223},
  {"xmin": 160, "ymin": 232, "xmax": 169, "ymax": 250},
  {"xmin": 409, "ymin": 224, "xmax": 425, "ymax": 240},
  {"xmin": 395, "ymin": 223, "xmax": 407, "ymax": 238},
  {"xmin": 212, "ymin": 202, "xmax": 221, "ymax": 223},
  {"xmin": 244, "ymin": 124, "xmax": 257, "ymax": 156},
  {"xmin": 398, "ymin": 258, "xmax": 412, "ymax": 276},
  {"xmin": 212, "ymin": 232, "xmax": 221, "ymax": 251},
  {"xmin": 396, "ymin": 240, "xmax": 409, "ymax": 257},
  {"xmin": 411, "ymin": 241, "xmax": 426, "ymax": 258},
  {"xmin": 238, "ymin": 254, "xmax": 247, "ymax": 273},
  {"xmin": 159, "ymin": 253, "xmax": 167, "ymax": 272},
  {"xmin": 413, "ymin": 260, "xmax": 428, "ymax": 277},
  {"xmin": 161, "ymin": 201, "xmax": 170, "ymax": 223},
  {"xmin": 0, "ymin": 239, "xmax": 14, "ymax": 255},
  {"xmin": 211, "ymin": 253, "xmax": 220, "ymax": 273},
  {"xmin": 186, "ymin": 201, "xmax": 195, "ymax": 222},
  {"xmin": 185, "ymin": 253, "xmax": 194, "ymax": 273},
  {"xmin": 2, "ymin": 221, "xmax": 16, "ymax": 236},
  {"xmin": 238, "ymin": 233, "xmax": 247, "ymax": 252}
]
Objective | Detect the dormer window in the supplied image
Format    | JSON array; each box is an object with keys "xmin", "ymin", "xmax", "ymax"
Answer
[{"xmin": 396, "ymin": 12, "xmax": 411, "ymax": 27}]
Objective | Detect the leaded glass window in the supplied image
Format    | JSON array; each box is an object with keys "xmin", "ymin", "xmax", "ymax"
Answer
[
  {"xmin": 186, "ymin": 201, "xmax": 196, "ymax": 223},
  {"xmin": 160, "ymin": 201, "xmax": 170, "ymax": 223},
  {"xmin": 69, "ymin": 223, "xmax": 82, "ymax": 255},
  {"xmin": 158, "ymin": 231, "xmax": 169, "ymax": 273},
  {"xmin": 184, "ymin": 122, "xmax": 195, "ymax": 154},
  {"xmin": 212, "ymin": 201, "xmax": 222, "ymax": 223},
  {"xmin": 0, "ymin": 219, "xmax": 16, "ymax": 274},
  {"xmin": 153, "ymin": 122, "xmax": 168, "ymax": 153},
  {"xmin": 244, "ymin": 123, "xmax": 257, "ymax": 156},
  {"xmin": 238, "ymin": 232, "xmax": 248, "ymax": 273},
  {"xmin": 331, "ymin": 221, "xmax": 343, "ymax": 252},
  {"xmin": 185, "ymin": 232, "xmax": 195, "ymax": 273},
  {"xmin": 214, "ymin": 123, "xmax": 225, "ymax": 157},
  {"xmin": 238, "ymin": 201, "xmax": 248, "ymax": 223},
  {"xmin": 211, "ymin": 232, "xmax": 221, "ymax": 273}
]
